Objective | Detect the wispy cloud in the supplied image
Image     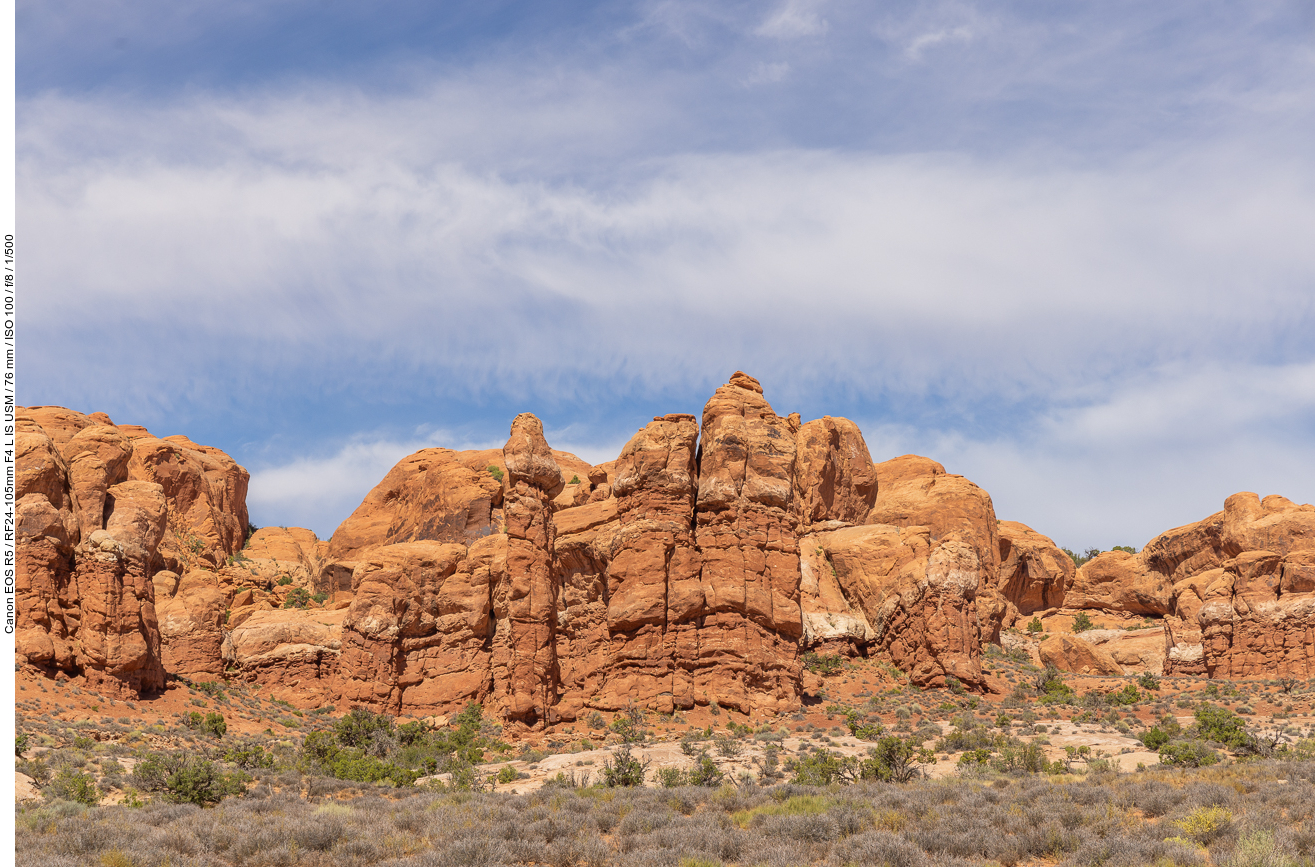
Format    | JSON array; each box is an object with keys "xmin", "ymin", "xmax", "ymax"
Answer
[
  {"xmin": 21, "ymin": 1, "xmax": 1315, "ymax": 544},
  {"xmin": 905, "ymin": 25, "xmax": 975, "ymax": 60},
  {"xmin": 756, "ymin": 0, "xmax": 829, "ymax": 40}
]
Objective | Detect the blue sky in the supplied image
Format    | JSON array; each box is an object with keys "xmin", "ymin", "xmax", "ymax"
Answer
[{"xmin": 20, "ymin": 1, "xmax": 1315, "ymax": 549}]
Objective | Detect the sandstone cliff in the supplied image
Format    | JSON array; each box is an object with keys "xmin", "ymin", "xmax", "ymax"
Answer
[
  {"xmin": 22, "ymin": 382, "xmax": 1311, "ymax": 719},
  {"xmin": 15, "ymin": 407, "xmax": 250, "ymax": 696}
]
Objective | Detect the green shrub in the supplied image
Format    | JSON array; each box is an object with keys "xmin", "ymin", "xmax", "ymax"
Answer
[
  {"xmin": 569, "ymin": 474, "xmax": 581, "ymax": 484},
  {"xmin": 194, "ymin": 681, "xmax": 226, "ymax": 700},
  {"xmin": 495, "ymin": 765, "xmax": 518, "ymax": 785},
  {"xmin": 223, "ymin": 742, "xmax": 275, "ymax": 769},
  {"xmin": 1158, "ymin": 740, "xmax": 1219, "ymax": 767},
  {"xmin": 609, "ymin": 716, "xmax": 645, "ymax": 744},
  {"xmin": 791, "ymin": 749, "xmax": 853, "ymax": 785},
  {"xmin": 1026, "ymin": 617, "xmax": 1043, "ymax": 634},
  {"xmin": 302, "ymin": 736, "xmax": 419, "ymax": 787},
  {"xmin": 487, "ymin": 465, "xmax": 504, "ymax": 481},
  {"xmin": 16, "ymin": 733, "xmax": 29, "ymax": 756},
  {"xmin": 657, "ymin": 767, "xmax": 686, "ymax": 788},
  {"xmin": 277, "ymin": 576, "xmax": 293, "ymax": 586},
  {"xmin": 1194, "ymin": 702, "xmax": 1253, "ymax": 749},
  {"xmin": 1107, "ymin": 683, "xmax": 1141, "ymax": 706},
  {"xmin": 1112, "ymin": 545, "xmax": 1136, "ymax": 554},
  {"xmin": 334, "ymin": 706, "xmax": 396, "ymax": 748},
  {"xmin": 283, "ymin": 587, "xmax": 312, "ymax": 608},
  {"xmin": 44, "ymin": 768, "xmax": 99, "ymax": 805},
  {"xmin": 802, "ymin": 652, "xmax": 844, "ymax": 676},
  {"xmin": 1138, "ymin": 715, "xmax": 1182, "ymax": 750},
  {"xmin": 957, "ymin": 749, "xmax": 991, "ymax": 768},
  {"xmin": 865, "ymin": 735, "xmax": 936, "ymax": 782},
  {"xmin": 1071, "ymin": 612, "xmax": 1095, "ymax": 633},
  {"xmin": 131, "ymin": 752, "xmax": 248, "ymax": 806},
  {"xmin": 843, "ymin": 710, "xmax": 883, "ymax": 741},
  {"xmin": 687, "ymin": 754, "xmax": 725, "ymax": 787},
  {"xmin": 1137, "ymin": 672, "xmax": 1161, "ymax": 691},
  {"xmin": 201, "ymin": 712, "xmax": 226, "ymax": 738},
  {"xmin": 1033, "ymin": 664, "xmax": 1075, "ymax": 704}
]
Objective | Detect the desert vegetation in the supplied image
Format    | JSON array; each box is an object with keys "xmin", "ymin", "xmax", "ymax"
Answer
[
  {"xmin": 15, "ymin": 655, "xmax": 1315, "ymax": 867},
  {"xmin": 16, "ymin": 748, "xmax": 1315, "ymax": 867}
]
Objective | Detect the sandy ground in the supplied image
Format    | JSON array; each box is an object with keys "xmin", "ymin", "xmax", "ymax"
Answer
[{"xmin": 14, "ymin": 624, "xmax": 1315, "ymax": 802}]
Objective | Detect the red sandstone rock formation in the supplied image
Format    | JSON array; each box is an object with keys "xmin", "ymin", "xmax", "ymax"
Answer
[
  {"xmin": 804, "ymin": 524, "xmax": 985, "ymax": 687},
  {"xmin": 1065, "ymin": 491, "xmax": 1315, "ymax": 679},
  {"xmin": 222, "ymin": 607, "xmax": 347, "ymax": 706},
  {"xmin": 692, "ymin": 373, "xmax": 804, "ymax": 713},
  {"xmin": 498, "ymin": 413, "xmax": 564, "ymax": 723},
  {"xmin": 334, "ymin": 540, "xmax": 493, "ymax": 714},
  {"xmin": 327, "ymin": 449, "xmax": 507, "ymax": 564},
  {"xmin": 585, "ymin": 413, "xmax": 702, "ymax": 714},
  {"xmin": 15, "ymin": 407, "xmax": 251, "ymax": 695},
  {"xmin": 36, "ymin": 381, "xmax": 1315, "ymax": 716},
  {"xmin": 1068, "ymin": 550, "xmax": 1172, "ymax": 615},
  {"xmin": 996, "ymin": 521, "xmax": 1071, "ymax": 615},
  {"xmin": 1039, "ymin": 634, "xmax": 1124, "ymax": 676},
  {"xmin": 866, "ymin": 455, "xmax": 1004, "ymax": 640}
]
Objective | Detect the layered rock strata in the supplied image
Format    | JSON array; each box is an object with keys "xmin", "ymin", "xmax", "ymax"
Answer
[{"xmin": 15, "ymin": 407, "xmax": 250, "ymax": 696}]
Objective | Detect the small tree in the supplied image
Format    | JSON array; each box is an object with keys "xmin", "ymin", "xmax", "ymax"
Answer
[
  {"xmin": 334, "ymin": 706, "xmax": 396, "ymax": 749},
  {"xmin": 1071, "ymin": 612, "xmax": 1095, "ymax": 633},
  {"xmin": 864, "ymin": 735, "xmax": 935, "ymax": 783},
  {"xmin": 600, "ymin": 743, "xmax": 649, "ymax": 787}
]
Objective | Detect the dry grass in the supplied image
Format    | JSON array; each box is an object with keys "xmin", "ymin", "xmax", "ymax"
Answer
[{"xmin": 15, "ymin": 757, "xmax": 1315, "ymax": 867}]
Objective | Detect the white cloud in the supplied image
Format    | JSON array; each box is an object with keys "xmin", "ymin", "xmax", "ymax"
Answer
[
  {"xmin": 21, "ymin": 4, "xmax": 1315, "ymax": 548},
  {"xmin": 755, "ymin": 0, "xmax": 829, "ymax": 40},
  {"xmin": 860, "ymin": 360, "xmax": 1315, "ymax": 551},
  {"xmin": 22, "ymin": 89, "xmax": 1315, "ymax": 408},
  {"xmin": 905, "ymin": 25, "xmax": 975, "ymax": 60}
]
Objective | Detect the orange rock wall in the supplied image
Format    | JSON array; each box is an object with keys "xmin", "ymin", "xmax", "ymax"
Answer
[{"xmin": 15, "ymin": 407, "xmax": 250, "ymax": 696}]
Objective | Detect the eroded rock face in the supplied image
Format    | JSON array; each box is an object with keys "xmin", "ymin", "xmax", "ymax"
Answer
[
  {"xmin": 335, "ymin": 540, "xmax": 493, "ymax": 714},
  {"xmin": 591, "ymin": 413, "xmax": 702, "ymax": 714},
  {"xmin": 1039, "ymin": 634, "xmax": 1124, "ymax": 676},
  {"xmin": 15, "ymin": 407, "xmax": 252, "ymax": 696},
  {"xmin": 328, "ymin": 449, "xmax": 506, "ymax": 564},
  {"xmin": 157, "ymin": 572, "xmax": 228, "ymax": 679},
  {"xmin": 867, "ymin": 455, "xmax": 1003, "ymax": 641},
  {"xmin": 1093, "ymin": 491, "xmax": 1315, "ymax": 680},
  {"xmin": 996, "ymin": 521, "xmax": 1071, "ymax": 615},
  {"xmin": 1069, "ymin": 551, "xmax": 1172, "ymax": 616},
  {"xmin": 498, "ymin": 414, "xmax": 564, "ymax": 723},
  {"xmin": 1197, "ymin": 548, "xmax": 1315, "ymax": 679},
  {"xmin": 805, "ymin": 524, "xmax": 984, "ymax": 687},
  {"xmin": 124, "ymin": 432, "xmax": 249, "ymax": 573},
  {"xmin": 223, "ymin": 607, "xmax": 346, "ymax": 705},
  {"xmin": 693, "ymin": 373, "xmax": 804, "ymax": 713},
  {"xmin": 792, "ymin": 416, "xmax": 878, "ymax": 530}
]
